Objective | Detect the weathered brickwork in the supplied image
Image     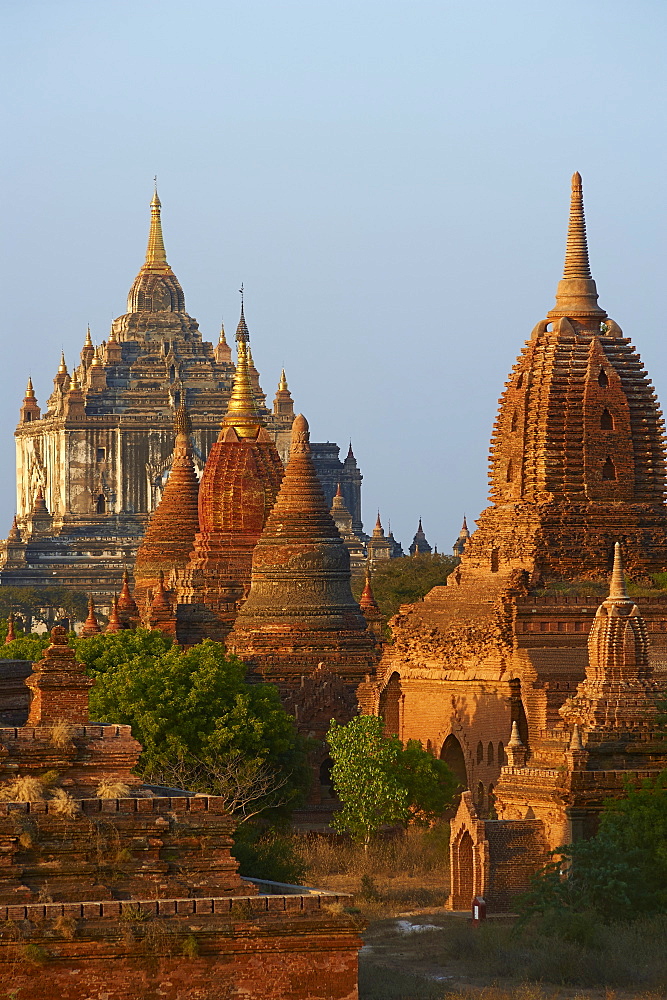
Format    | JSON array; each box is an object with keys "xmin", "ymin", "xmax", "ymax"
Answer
[
  {"xmin": 367, "ymin": 177, "xmax": 667, "ymax": 913},
  {"xmin": 0, "ymin": 894, "xmax": 362, "ymax": 1000},
  {"xmin": 0, "ymin": 629, "xmax": 364, "ymax": 997}
]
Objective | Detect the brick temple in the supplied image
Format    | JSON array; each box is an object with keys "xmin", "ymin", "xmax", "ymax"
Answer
[
  {"xmin": 365, "ymin": 174, "xmax": 667, "ymax": 908},
  {"xmin": 0, "ymin": 627, "xmax": 363, "ymax": 999}
]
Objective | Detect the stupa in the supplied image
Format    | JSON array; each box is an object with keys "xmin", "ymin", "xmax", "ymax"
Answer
[
  {"xmin": 227, "ymin": 414, "xmax": 380, "ymax": 689},
  {"xmin": 174, "ymin": 310, "xmax": 284, "ymax": 644}
]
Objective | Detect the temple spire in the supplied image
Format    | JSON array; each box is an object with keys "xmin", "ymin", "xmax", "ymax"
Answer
[
  {"xmin": 144, "ymin": 186, "xmax": 168, "ymax": 269},
  {"xmin": 221, "ymin": 327, "xmax": 262, "ymax": 440},
  {"xmin": 608, "ymin": 542, "xmax": 630, "ymax": 602},
  {"xmin": 279, "ymin": 368, "xmax": 288, "ymax": 391},
  {"xmin": 549, "ymin": 173, "xmax": 606, "ymax": 321},
  {"xmin": 563, "ymin": 172, "xmax": 591, "ymax": 280}
]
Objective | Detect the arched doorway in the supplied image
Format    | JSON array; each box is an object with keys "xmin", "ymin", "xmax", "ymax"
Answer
[
  {"xmin": 95, "ymin": 494, "xmax": 106, "ymax": 515},
  {"xmin": 456, "ymin": 830, "xmax": 474, "ymax": 910},
  {"xmin": 379, "ymin": 672, "xmax": 402, "ymax": 737},
  {"xmin": 440, "ymin": 734, "xmax": 468, "ymax": 791}
]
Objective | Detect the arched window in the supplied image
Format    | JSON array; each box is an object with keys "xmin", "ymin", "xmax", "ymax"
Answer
[
  {"xmin": 506, "ymin": 460, "xmax": 513, "ymax": 482},
  {"xmin": 487, "ymin": 742, "xmax": 494, "ymax": 765},
  {"xmin": 598, "ymin": 367, "xmax": 609, "ymax": 388},
  {"xmin": 602, "ymin": 456, "xmax": 616, "ymax": 481},
  {"xmin": 498, "ymin": 742, "xmax": 505, "ymax": 766},
  {"xmin": 488, "ymin": 784, "xmax": 496, "ymax": 817},
  {"xmin": 441, "ymin": 734, "xmax": 468, "ymax": 790},
  {"xmin": 510, "ymin": 411, "xmax": 518, "ymax": 432},
  {"xmin": 169, "ymin": 365, "xmax": 176, "ymax": 381},
  {"xmin": 516, "ymin": 372, "xmax": 524, "ymax": 389},
  {"xmin": 477, "ymin": 781, "xmax": 485, "ymax": 809},
  {"xmin": 379, "ymin": 673, "xmax": 402, "ymax": 737},
  {"xmin": 490, "ymin": 547, "xmax": 499, "ymax": 573},
  {"xmin": 476, "ymin": 741, "xmax": 484, "ymax": 764},
  {"xmin": 96, "ymin": 494, "xmax": 106, "ymax": 515},
  {"xmin": 600, "ymin": 408, "xmax": 614, "ymax": 430}
]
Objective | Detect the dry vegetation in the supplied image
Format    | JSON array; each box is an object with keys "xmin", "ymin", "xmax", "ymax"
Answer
[{"xmin": 291, "ymin": 831, "xmax": 667, "ymax": 1000}]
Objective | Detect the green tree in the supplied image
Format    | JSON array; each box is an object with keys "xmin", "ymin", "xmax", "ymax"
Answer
[
  {"xmin": 81, "ymin": 634, "xmax": 310, "ymax": 819},
  {"xmin": 0, "ymin": 587, "xmax": 88, "ymax": 632},
  {"xmin": 520, "ymin": 770, "xmax": 667, "ymax": 923},
  {"xmin": 352, "ymin": 554, "xmax": 459, "ymax": 620},
  {"xmin": 327, "ymin": 715, "xmax": 457, "ymax": 848}
]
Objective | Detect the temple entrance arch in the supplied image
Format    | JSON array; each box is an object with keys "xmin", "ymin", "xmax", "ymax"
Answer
[
  {"xmin": 440, "ymin": 733, "xmax": 468, "ymax": 790},
  {"xmin": 379, "ymin": 672, "xmax": 402, "ymax": 737},
  {"xmin": 453, "ymin": 830, "xmax": 474, "ymax": 910}
]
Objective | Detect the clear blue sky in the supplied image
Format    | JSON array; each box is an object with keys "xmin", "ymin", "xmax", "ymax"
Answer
[{"xmin": 1, "ymin": 0, "xmax": 666, "ymax": 551}]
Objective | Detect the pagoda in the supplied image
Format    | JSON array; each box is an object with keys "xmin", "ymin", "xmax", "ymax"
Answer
[
  {"xmin": 133, "ymin": 404, "xmax": 200, "ymax": 608},
  {"xmin": 227, "ymin": 414, "xmax": 380, "ymax": 689},
  {"xmin": 369, "ymin": 174, "xmax": 667, "ymax": 830},
  {"xmin": 463, "ymin": 172, "xmax": 667, "ymax": 584},
  {"xmin": 174, "ymin": 311, "xmax": 285, "ymax": 644},
  {"xmin": 409, "ymin": 517, "xmax": 432, "ymax": 555}
]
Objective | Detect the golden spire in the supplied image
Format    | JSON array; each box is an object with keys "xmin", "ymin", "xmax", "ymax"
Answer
[
  {"xmin": 85, "ymin": 325, "xmax": 93, "ymax": 347},
  {"xmin": 549, "ymin": 173, "xmax": 606, "ymax": 321},
  {"xmin": 219, "ymin": 322, "xmax": 228, "ymax": 345},
  {"xmin": 144, "ymin": 185, "xmax": 169, "ymax": 270},
  {"xmin": 70, "ymin": 369, "xmax": 80, "ymax": 390},
  {"xmin": 25, "ymin": 376, "xmax": 35, "ymax": 398},
  {"xmin": 58, "ymin": 352, "xmax": 67, "ymax": 374},
  {"xmin": 278, "ymin": 368, "xmax": 288, "ymax": 391},
  {"xmin": 221, "ymin": 338, "xmax": 262, "ymax": 439}
]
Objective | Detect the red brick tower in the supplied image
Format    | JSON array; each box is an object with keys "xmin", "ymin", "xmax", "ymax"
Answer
[
  {"xmin": 175, "ymin": 308, "xmax": 284, "ymax": 643},
  {"xmin": 462, "ymin": 173, "xmax": 667, "ymax": 583},
  {"xmin": 227, "ymin": 414, "xmax": 380, "ymax": 688},
  {"xmin": 133, "ymin": 405, "xmax": 200, "ymax": 607}
]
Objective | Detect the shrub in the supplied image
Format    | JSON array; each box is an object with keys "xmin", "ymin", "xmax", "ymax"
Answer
[{"xmin": 232, "ymin": 824, "xmax": 307, "ymax": 885}]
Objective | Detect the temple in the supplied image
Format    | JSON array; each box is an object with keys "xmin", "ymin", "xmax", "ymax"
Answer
[
  {"xmin": 0, "ymin": 190, "xmax": 371, "ymax": 605},
  {"xmin": 367, "ymin": 175, "xmax": 667, "ymax": 899},
  {"xmin": 448, "ymin": 545, "xmax": 667, "ymax": 911}
]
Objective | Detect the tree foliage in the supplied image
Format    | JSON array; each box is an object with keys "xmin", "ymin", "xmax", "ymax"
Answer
[
  {"xmin": 520, "ymin": 771, "xmax": 667, "ymax": 923},
  {"xmin": 0, "ymin": 588, "xmax": 88, "ymax": 631},
  {"xmin": 327, "ymin": 715, "xmax": 457, "ymax": 847},
  {"xmin": 352, "ymin": 554, "xmax": 459, "ymax": 620},
  {"xmin": 78, "ymin": 632, "xmax": 310, "ymax": 819}
]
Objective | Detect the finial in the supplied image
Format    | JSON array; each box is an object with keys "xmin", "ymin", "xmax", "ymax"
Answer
[
  {"xmin": 563, "ymin": 173, "xmax": 591, "ymax": 280},
  {"xmin": 462, "ymin": 515, "xmax": 468, "ymax": 532},
  {"xmin": 549, "ymin": 173, "xmax": 605, "ymax": 320},
  {"xmin": 335, "ymin": 482, "xmax": 343, "ymax": 499},
  {"xmin": 108, "ymin": 325, "xmax": 118, "ymax": 343},
  {"xmin": 219, "ymin": 322, "xmax": 228, "ymax": 345},
  {"xmin": 508, "ymin": 720, "xmax": 524, "ymax": 748},
  {"xmin": 278, "ymin": 368, "xmax": 288, "ymax": 391},
  {"xmin": 174, "ymin": 402, "xmax": 192, "ymax": 437},
  {"xmin": 609, "ymin": 541, "xmax": 630, "ymax": 601},
  {"xmin": 290, "ymin": 413, "xmax": 310, "ymax": 456},
  {"xmin": 418, "ymin": 517, "xmax": 423, "ymax": 531},
  {"xmin": 58, "ymin": 351, "xmax": 67, "ymax": 374},
  {"xmin": 222, "ymin": 340, "xmax": 262, "ymax": 438},
  {"xmin": 85, "ymin": 324, "xmax": 93, "ymax": 347},
  {"xmin": 235, "ymin": 297, "xmax": 250, "ymax": 344},
  {"xmin": 144, "ymin": 183, "xmax": 168, "ymax": 268},
  {"xmin": 25, "ymin": 376, "xmax": 35, "ymax": 398},
  {"xmin": 70, "ymin": 369, "xmax": 80, "ymax": 390}
]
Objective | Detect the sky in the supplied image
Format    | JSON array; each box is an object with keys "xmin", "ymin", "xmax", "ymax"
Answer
[{"xmin": 1, "ymin": 0, "xmax": 666, "ymax": 552}]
